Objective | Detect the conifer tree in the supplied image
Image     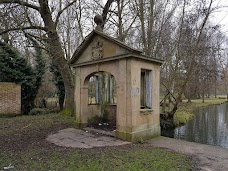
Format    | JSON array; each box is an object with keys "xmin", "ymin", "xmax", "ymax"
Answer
[{"xmin": 0, "ymin": 41, "xmax": 45, "ymax": 114}]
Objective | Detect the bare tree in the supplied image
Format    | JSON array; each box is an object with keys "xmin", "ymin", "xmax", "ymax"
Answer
[{"xmin": 0, "ymin": 0, "xmax": 115, "ymax": 114}]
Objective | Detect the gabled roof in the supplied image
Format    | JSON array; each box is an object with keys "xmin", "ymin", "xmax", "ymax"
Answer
[{"xmin": 69, "ymin": 29, "xmax": 142, "ymax": 64}]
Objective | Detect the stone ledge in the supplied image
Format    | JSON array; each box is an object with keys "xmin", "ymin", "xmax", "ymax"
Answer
[
  {"xmin": 83, "ymin": 127, "xmax": 115, "ymax": 137},
  {"xmin": 140, "ymin": 109, "xmax": 153, "ymax": 115}
]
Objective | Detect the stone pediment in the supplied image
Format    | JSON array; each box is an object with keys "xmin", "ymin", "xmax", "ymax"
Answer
[{"xmin": 70, "ymin": 30, "xmax": 142, "ymax": 65}]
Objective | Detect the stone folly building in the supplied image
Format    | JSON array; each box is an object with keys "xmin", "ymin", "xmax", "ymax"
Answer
[{"xmin": 70, "ymin": 28, "xmax": 163, "ymax": 142}]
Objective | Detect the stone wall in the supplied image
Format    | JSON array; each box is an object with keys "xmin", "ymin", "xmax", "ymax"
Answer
[
  {"xmin": 0, "ymin": 82, "xmax": 21, "ymax": 115},
  {"xmin": 87, "ymin": 104, "xmax": 117, "ymax": 124}
]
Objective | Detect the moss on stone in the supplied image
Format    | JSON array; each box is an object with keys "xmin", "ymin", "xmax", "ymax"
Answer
[{"xmin": 116, "ymin": 126, "xmax": 161, "ymax": 143}]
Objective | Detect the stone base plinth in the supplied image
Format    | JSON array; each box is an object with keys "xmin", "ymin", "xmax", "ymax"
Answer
[
  {"xmin": 115, "ymin": 125, "xmax": 161, "ymax": 143},
  {"xmin": 75, "ymin": 122, "xmax": 88, "ymax": 129}
]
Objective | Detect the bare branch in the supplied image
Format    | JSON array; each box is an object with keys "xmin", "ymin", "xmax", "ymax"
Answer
[
  {"xmin": 26, "ymin": 45, "xmax": 49, "ymax": 53},
  {"xmin": 0, "ymin": 0, "xmax": 40, "ymax": 11},
  {"xmin": 24, "ymin": 32, "xmax": 49, "ymax": 42},
  {"xmin": 102, "ymin": 0, "xmax": 115, "ymax": 28},
  {"xmin": 122, "ymin": 15, "xmax": 137, "ymax": 40},
  {"xmin": 196, "ymin": 0, "xmax": 213, "ymax": 44},
  {"xmin": 0, "ymin": 26, "xmax": 47, "ymax": 35},
  {"xmin": 108, "ymin": 9, "xmax": 118, "ymax": 15},
  {"xmin": 55, "ymin": 0, "xmax": 78, "ymax": 26}
]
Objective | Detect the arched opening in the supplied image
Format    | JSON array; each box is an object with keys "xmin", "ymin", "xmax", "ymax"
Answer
[{"xmin": 85, "ymin": 71, "xmax": 117, "ymax": 131}]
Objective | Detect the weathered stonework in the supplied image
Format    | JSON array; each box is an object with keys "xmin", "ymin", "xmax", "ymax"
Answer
[
  {"xmin": 70, "ymin": 30, "xmax": 163, "ymax": 142},
  {"xmin": 0, "ymin": 82, "xmax": 21, "ymax": 115}
]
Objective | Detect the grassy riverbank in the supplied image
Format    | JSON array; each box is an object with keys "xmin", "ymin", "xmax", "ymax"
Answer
[
  {"xmin": 0, "ymin": 113, "xmax": 193, "ymax": 170},
  {"xmin": 174, "ymin": 97, "xmax": 227, "ymax": 125}
]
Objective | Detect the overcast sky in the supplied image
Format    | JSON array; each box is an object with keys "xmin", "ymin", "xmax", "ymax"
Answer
[{"xmin": 211, "ymin": 0, "xmax": 228, "ymax": 33}]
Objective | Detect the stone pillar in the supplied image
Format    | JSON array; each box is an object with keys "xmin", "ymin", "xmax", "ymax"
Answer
[
  {"xmin": 74, "ymin": 68, "xmax": 84, "ymax": 127},
  {"xmin": 115, "ymin": 59, "xmax": 132, "ymax": 140}
]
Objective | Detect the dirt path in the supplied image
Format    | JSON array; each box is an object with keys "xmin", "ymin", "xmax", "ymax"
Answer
[{"xmin": 147, "ymin": 136, "xmax": 228, "ymax": 171}]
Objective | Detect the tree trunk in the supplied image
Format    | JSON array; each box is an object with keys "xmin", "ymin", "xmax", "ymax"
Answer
[
  {"xmin": 37, "ymin": 0, "xmax": 115, "ymax": 114},
  {"xmin": 202, "ymin": 92, "xmax": 205, "ymax": 103},
  {"xmin": 187, "ymin": 98, "xmax": 191, "ymax": 103},
  {"xmin": 47, "ymin": 32, "xmax": 74, "ymax": 113},
  {"xmin": 39, "ymin": 0, "xmax": 74, "ymax": 114}
]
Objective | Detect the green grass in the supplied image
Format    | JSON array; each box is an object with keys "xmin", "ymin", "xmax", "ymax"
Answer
[
  {"xmin": 174, "ymin": 97, "xmax": 227, "ymax": 125},
  {"xmin": 0, "ymin": 113, "xmax": 193, "ymax": 171},
  {"xmin": 0, "ymin": 112, "xmax": 76, "ymax": 136},
  {"xmin": 0, "ymin": 145, "xmax": 192, "ymax": 171}
]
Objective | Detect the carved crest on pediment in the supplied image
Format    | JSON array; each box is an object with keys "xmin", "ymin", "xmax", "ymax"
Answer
[{"xmin": 91, "ymin": 40, "xmax": 104, "ymax": 60}]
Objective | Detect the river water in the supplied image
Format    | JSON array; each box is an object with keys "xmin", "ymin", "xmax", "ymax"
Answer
[{"xmin": 174, "ymin": 102, "xmax": 228, "ymax": 148}]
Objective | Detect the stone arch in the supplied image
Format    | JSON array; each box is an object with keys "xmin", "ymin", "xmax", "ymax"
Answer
[{"xmin": 84, "ymin": 70, "xmax": 116, "ymax": 85}]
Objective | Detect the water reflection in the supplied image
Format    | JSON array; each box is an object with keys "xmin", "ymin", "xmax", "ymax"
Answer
[{"xmin": 174, "ymin": 102, "xmax": 228, "ymax": 148}]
